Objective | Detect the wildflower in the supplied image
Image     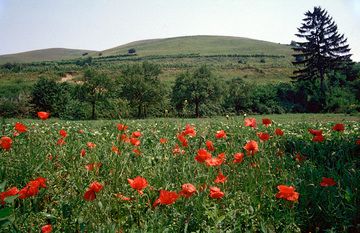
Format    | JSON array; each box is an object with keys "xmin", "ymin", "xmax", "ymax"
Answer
[
  {"xmin": 0, "ymin": 136, "xmax": 12, "ymax": 150},
  {"xmin": 84, "ymin": 181, "xmax": 103, "ymax": 201},
  {"xmin": 111, "ymin": 145, "xmax": 120, "ymax": 155},
  {"xmin": 233, "ymin": 152, "xmax": 244, "ymax": 163},
  {"xmin": 183, "ymin": 124, "xmax": 196, "ymax": 137},
  {"xmin": 332, "ymin": 123, "xmax": 345, "ymax": 132},
  {"xmin": 177, "ymin": 133, "xmax": 188, "ymax": 147},
  {"xmin": 206, "ymin": 140, "xmax": 215, "ymax": 151},
  {"xmin": 214, "ymin": 171, "xmax": 227, "ymax": 183},
  {"xmin": 312, "ymin": 134, "xmax": 324, "ymax": 142},
  {"xmin": 15, "ymin": 122, "xmax": 27, "ymax": 133},
  {"xmin": 205, "ymin": 153, "xmax": 225, "ymax": 167},
  {"xmin": 115, "ymin": 193, "xmax": 131, "ymax": 201},
  {"xmin": 179, "ymin": 183, "xmax": 197, "ymax": 198},
  {"xmin": 195, "ymin": 149, "xmax": 212, "ymax": 163},
  {"xmin": 37, "ymin": 112, "xmax": 50, "ymax": 120},
  {"xmin": 159, "ymin": 138, "xmax": 168, "ymax": 144},
  {"xmin": 215, "ymin": 130, "xmax": 227, "ymax": 139},
  {"xmin": 87, "ymin": 142, "xmax": 96, "ymax": 149},
  {"xmin": 275, "ymin": 128, "xmax": 284, "ymax": 136},
  {"xmin": 209, "ymin": 186, "xmax": 224, "ymax": 199},
  {"xmin": 275, "ymin": 185, "xmax": 299, "ymax": 202},
  {"xmin": 128, "ymin": 176, "xmax": 148, "ymax": 195},
  {"xmin": 308, "ymin": 129, "xmax": 322, "ymax": 136},
  {"xmin": 132, "ymin": 131, "xmax": 142, "ymax": 138},
  {"xmin": 320, "ymin": 177, "xmax": 336, "ymax": 187},
  {"xmin": 132, "ymin": 148, "xmax": 141, "ymax": 155},
  {"xmin": 85, "ymin": 162, "xmax": 102, "ymax": 171},
  {"xmin": 294, "ymin": 153, "xmax": 306, "ymax": 162},
  {"xmin": 117, "ymin": 124, "xmax": 128, "ymax": 131},
  {"xmin": 59, "ymin": 129, "xmax": 67, "ymax": 138},
  {"xmin": 80, "ymin": 148, "xmax": 86, "ymax": 157},
  {"xmin": 172, "ymin": 144, "xmax": 185, "ymax": 155},
  {"xmin": 18, "ymin": 177, "xmax": 47, "ymax": 199},
  {"xmin": 41, "ymin": 224, "xmax": 52, "ymax": 233},
  {"xmin": 257, "ymin": 132, "xmax": 270, "ymax": 141},
  {"xmin": 243, "ymin": 140, "xmax": 259, "ymax": 156},
  {"xmin": 0, "ymin": 187, "xmax": 19, "ymax": 205},
  {"xmin": 153, "ymin": 190, "xmax": 179, "ymax": 207},
  {"xmin": 130, "ymin": 137, "xmax": 141, "ymax": 146},
  {"xmin": 262, "ymin": 118, "xmax": 272, "ymax": 127},
  {"xmin": 244, "ymin": 118, "xmax": 257, "ymax": 128},
  {"xmin": 56, "ymin": 138, "xmax": 66, "ymax": 146}
]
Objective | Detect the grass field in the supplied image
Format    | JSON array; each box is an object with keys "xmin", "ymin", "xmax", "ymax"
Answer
[{"xmin": 0, "ymin": 114, "xmax": 359, "ymax": 232}]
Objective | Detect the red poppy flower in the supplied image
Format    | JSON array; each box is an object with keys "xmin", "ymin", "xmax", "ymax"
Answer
[
  {"xmin": 205, "ymin": 153, "xmax": 225, "ymax": 167},
  {"xmin": 233, "ymin": 152, "xmax": 244, "ymax": 163},
  {"xmin": 41, "ymin": 224, "xmax": 52, "ymax": 233},
  {"xmin": 262, "ymin": 118, "xmax": 272, "ymax": 127},
  {"xmin": 183, "ymin": 124, "xmax": 196, "ymax": 137},
  {"xmin": 257, "ymin": 132, "xmax": 270, "ymax": 141},
  {"xmin": 85, "ymin": 162, "xmax": 102, "ymax": 171},
  {"xmin": 84, "ymin": 189, "xmax": 96, "ymax": 201},
  {"xmin": 0, "ymin": 187, "xmax": 19, "ymax": 205},
  {"xmin": 215, "ymin": 130, "xmax": 227, "ymax": 139},
  {"xmin": 120, "ymin": 133, "xmax": 130, "ymax": 143},
  {"xmin": 78, "ymin": 129, "xmax": 84, "ymax": 134},
  {"xmin": 294, "ymin": 153, "xmax": 306, "ymax": 162},
  {"xmin": 214, "ymin": 171, "xmax": 227, "ymax": 183},
  {"xmin": 117, "ymin": 124, "xmax": 128, "ymax": 131},
  {"xmin": 275, "ymin": 185, "xmax": 299, "ymax": 202},
  {"xmin": 177, "ymin": 133, "xmax": 188, "ymax": 147},
  {"xmin": 275, "ymin": 128, "xmax": 284, "ymax": 136},
  {"xmin": 320, "ymin": 177, "xmax": 336, "ymax": 187},
  {"xmin": 179, "ymin": 183, "xmax": 197, "ymax": 198},
  {"xmin": 153, "ymin": 190, "xmax": 179, "ymax": 207},
  {"xmin": 57, "ymin": 138, "xmax": 66, "ymax": 146},
  {"xmin": 332, "ymin": 123, "xmax": 345, "ymax": 132},
  {"xmin": 37, "ymin": 111, "xmax": 50, "ymax": 120},
  {"xmin": 128, "ymin": 176, "xmax": 148, "ymax": 194},
  {"xmin": 209, "ymin": 186, "xmax": 224, "ymax": 199},
  {"xmin": 59, "ymin": 129, "xmax": 67, "ymax": 138},
  {"xmin": 80, "ymin": 148, "xmax": 86, "ymax": 157},
  {"xmin": 308, "ymin": 129, "xmax": 322, "ymax": 136},
  {"xmin": 87, "ymin": 142, "xmax": 96, "ymax": 149},
  {"xmin": 111, "ymin": 145, "xmax": 120, "ymax": 154},
  {"xmin": 132, "ymin": 131, "xmax": 142, "ymax": 138},
  {"xmin": 15, "ymin": 122, "xmax": 27, "ymax": 133},
  {"xmin": 206, "ymin": 140, "xmax": 215, "ymax": 151},
  {"xmin": 133, "ymin": 148, "xmax": 141, "ymax": 155},
  {"xmin": 89, "ymin": 181, "xmax": 103, "ymax": 192},
  {"xmin": 312, "ymin": 134, "xmax": 324, "ymax": 142},
  {"xmin": 34, "ymin": 177, "xmax": 47, "ymax": 188},
  {"xmin": 115, "ymin": 193, "xmax": 131, "ymax": 201},
  {"xmin": 0, "ymin": 136, "xmax": 12, "ymax": 150},
  {"xmin": 195, "ymin": 149, "xmax": 212, "ymax": 163},
  {"xmin": 357, "ymin": 139, "xmax": 360, "ymax": 145},
  {"xmin": 18, "ymin": 177, "xmax": 46, "ymax": 199},
  {"xmin": 243, "ymin": 140, "xmax": 259, "ymax": 156},
  {"xmin": 159, "ymin": 138, "xmax": 168, "ymax": 144},
  {"xmin": 130, "ymin": 137, "xmax": 140, "ymax": 146},
  {"xmin": 244, "ymin": 118, "xmax": 257, "ymax": 128},
  {"xmin": 172, "ymin": 144, "xmax": 185, "ymax": 155}
]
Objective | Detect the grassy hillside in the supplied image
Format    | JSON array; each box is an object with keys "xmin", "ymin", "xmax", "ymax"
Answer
[
  {"xmin": 0, "ymin": 48, "xmax": 97, "ymax": 64},
  {"xmin": 100, "ymin": 35, "xmax": 293, "ymax": 57}
]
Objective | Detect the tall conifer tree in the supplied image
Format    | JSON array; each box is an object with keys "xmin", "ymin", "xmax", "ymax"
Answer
[{"xmin": 292, "ymin": 6, "xmax": 352, "ymax": 93}]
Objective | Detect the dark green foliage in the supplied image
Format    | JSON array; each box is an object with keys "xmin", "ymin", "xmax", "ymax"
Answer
[
  {"xmin": 31, "ymin": 77, "xmax": 61, "ymax": 114},
  {"xmin": 171, "ymin": 65, "xmax": 224, "ymax": 117},
  {"xmin": 223, "ymin": 77, "xmax": 252, "ymax": 114},
  {"xmin": 119, "ymin": 62, "xmax": 165, "ymax": 118},
  {"xmin": 293, "ymin": 6, "xmax": 352, "ymax": 93},
  {"xmin": 78, "ymin": 69, "xmax": 114, "ymax": 119}
]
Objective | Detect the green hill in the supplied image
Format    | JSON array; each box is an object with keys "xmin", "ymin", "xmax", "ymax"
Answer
[
  {"xmin": 100, "ymin": 35, "xmax": 292, "ymax": 57},
  {"xmin": 0, "ymin": 48, "xmax": 97, "ymax": 64}
]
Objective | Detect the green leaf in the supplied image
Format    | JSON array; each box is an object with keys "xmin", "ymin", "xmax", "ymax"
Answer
[
  {"xmin": 0, "ymin": 181, "xmax": 6, "ymax": 192},
  {"xmin": 4, "ymin": 195, "xmax": 18, "ymax": 204},
  {"xmin": 0, "ymin": 219, "xmax": 11, "ymax": 228},
  {"xmin": 40, "ymin": 212, "xmax": 56, "ymax": 219},
  {"xmin": 0, "ymin": 207, "xmax": 12, "ymax": 219}
]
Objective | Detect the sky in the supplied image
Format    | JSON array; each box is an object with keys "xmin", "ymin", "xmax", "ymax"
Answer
[{"xmin": 0, "ymin": 0, "xmax": 359, "ymax": 61}]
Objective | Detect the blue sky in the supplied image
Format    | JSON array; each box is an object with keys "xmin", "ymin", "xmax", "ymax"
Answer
[{"xmin": 0, "ymin": 0, "xmax": 359, "ymax": 61}]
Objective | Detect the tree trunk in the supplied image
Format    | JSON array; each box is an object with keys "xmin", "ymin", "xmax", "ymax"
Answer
[
  {"xmin": 195, "ymin": 101, "xmax": 199, "ymax": 118},
  {"xmin": 92, "ymin": 101, "xmax": 96, "ymax": 119},
  {"xmin": 137, "ymin": 103, "xmax": 142, "ymax": 118}
]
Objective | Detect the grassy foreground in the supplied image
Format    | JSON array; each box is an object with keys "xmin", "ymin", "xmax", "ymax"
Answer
[{"xmin": 0, "ymin": 114, "xmax": 359, "ymax": 232}]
